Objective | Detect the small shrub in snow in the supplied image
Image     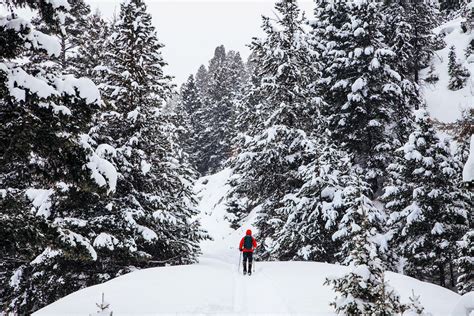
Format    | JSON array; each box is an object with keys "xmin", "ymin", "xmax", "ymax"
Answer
[
  {"xmin": 91, "ymin": 293, "xmax": 113, "ymax": 316},
  {"xmin": 402, "ymin": 290, "xmax": 431, "ymax": 316},
  {"xmin": 448, "ymin": 46, "xmax": 470, "ymax": 90}
]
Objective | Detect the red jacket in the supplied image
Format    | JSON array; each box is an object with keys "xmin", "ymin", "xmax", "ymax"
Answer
[{"xmin": 239, "ymin": 229, "xmax": 257, "ymax": 253}]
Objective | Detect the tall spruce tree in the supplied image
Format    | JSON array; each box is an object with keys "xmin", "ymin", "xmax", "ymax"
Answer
[
  {"xmin": 406, "ymin": 0, "xmax": 441, "ymax": 84},
  {"xmin": 73, "ymin": 9, "xmax": 110, "ymax": 80},
  {"xmin": 195, "ymin": 64, "xmax": 209, "ymax": 96},
  {"xmin": 227, "ymin": 0, "xmax": 317, "ymax": 251},
  {"xmin": 31, "ymin": 0, "xmax": 92, "ymax": 73},
  {"xmin": 263, "ymin": 133, "xmax": 353, "ymax": 262},
  {"xmin": 177, "ymin": 74, "xmax": 205, "ymax": 167},
  {"xmin": 0, "ymin": 1, "xmax": 122, "ymax": 313},
  {"xmin": 99, "ymin": 0, "xmax": 205, "ymax": 267},
  {"xmin": 382, "ymin": 109, "xmax": 471, "ymax": 288},
  {"xmin": 193, "ymin": 46, "xmax": 246, "ymax": 174},
  {"xmin": 313, "ymin": 0, "xmax": 415, "ymax": 193}
]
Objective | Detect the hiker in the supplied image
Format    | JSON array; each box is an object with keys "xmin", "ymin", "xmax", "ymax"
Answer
[{"xmin": 239, "ymin": 229, "xmax": 257, "ymax": 275}]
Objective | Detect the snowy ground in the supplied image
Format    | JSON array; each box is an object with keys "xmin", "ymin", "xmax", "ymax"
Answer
[
  {"xmin": 423, "ymin": 17, "xmax": 474, "ymax": 123},
  {"xmin": 34, "ymin": 169, "xmax": 465, "ymax": 316}
]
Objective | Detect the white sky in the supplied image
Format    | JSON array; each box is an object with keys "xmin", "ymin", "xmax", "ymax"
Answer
[{"xmin": 84, "ymin": 0, "xmax": 315, "ymax": 86}]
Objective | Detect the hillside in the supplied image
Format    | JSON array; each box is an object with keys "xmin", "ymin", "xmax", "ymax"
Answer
[
  {"xmin": 423, "ymin": 16, "xmax": 474, "ymax": 123},
  {"xmin": 34, "ymin": 170, "xmax": 463, "ymax": 316}
]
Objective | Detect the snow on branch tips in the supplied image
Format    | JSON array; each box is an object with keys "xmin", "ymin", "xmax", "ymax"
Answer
[
  {"xmin": 86, "ymin": 154, "xmax": 117, "ymax": 194},
  {"xmin": 2, "ymin": 65, "xmax": 59, "ymax": 102},
  {"xmin": 25, "ymin": 188, "xmax": 55, "ymax": 218},
  {"xmin": 0, "ymin": 14, "xmax": 61, "ymax": 57},
  {"xmin": 80, "ymin": 135, "xmax": 118, "ymax": 193},
  {"xmin": 56, "ymin": 76, "xmax": 102, "ymax": 105}
]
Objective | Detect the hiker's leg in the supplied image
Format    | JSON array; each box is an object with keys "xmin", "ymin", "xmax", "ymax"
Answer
[
  {"xmin": 248, "ymin": 253, "xmax": 253, "ymax": 272},
  {"xmin": 243, "ymin": 253, "xmax": 248, "ymax": 273}
]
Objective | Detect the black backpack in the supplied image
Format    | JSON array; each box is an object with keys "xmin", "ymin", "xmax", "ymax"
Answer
[{"xmin": 243, "ymin": 235, "xmax": 253, "ymax": 250}]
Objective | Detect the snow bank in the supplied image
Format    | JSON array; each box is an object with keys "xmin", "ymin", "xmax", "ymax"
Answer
[
  {"xmin": 34, "ymin": 260, "xmax": 460, "ymax": 316},
  {"xmin": 451, "ymin": 292, "xmax": 474, "ymax": 316}
]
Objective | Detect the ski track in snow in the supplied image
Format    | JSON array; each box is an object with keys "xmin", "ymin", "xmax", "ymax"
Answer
[{"xmin": 195, "ymin": 166, "xmax": 291, "ymax": 314}]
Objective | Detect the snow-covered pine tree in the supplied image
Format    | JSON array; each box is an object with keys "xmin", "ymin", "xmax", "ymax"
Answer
[
  {"xmin": 99, "ymin": 0, "xmax": 205, "ymax": 265},
  {"xmin": 313, "ymin": 0, "xmax": 415, "ymax": 194},
  {"xmin": 440, "ymin": 0, "xmax": 464, "ymax": 13},
  {"xmin": 455, "ymin": 230, "xmax": 473, "ymax": 295},
  {"xmin": 195, "ymin": 64, "xmax": 209, "ymax": 96},
  {"xmin": 227, "ymin": 0, "xmax": 317, "ymax": 251},
  {"xmin": 73, "ymin": 10, "xmax": 110, "ymax": 80},
  {"xmin": 381, "ymin": 1, "xmax": 415, "ymax": 80},
  {"xmin": 233, "ymin": 51, "xmax": 264, "ymax": 136},
  {"xmin": 382, "ymin": 109, "xmax": 471, "ymax": 288},
  {"xmin": 177, "ymin": 74, "xmax": 205, "ymax": 167},
  {"xmin": 264, "ymin": 132, "xmax": 352, "ymax": 262},
  {"xmin": 0, "ymin": 1, "xmax": 123, "ymax": 313},
  {"xmin": 405, "ymin": 0, "xmax": 441, "ymax": 84},
  {"xmin": 402, "ymin": 290, "xmax": 430, "ymax": 316},
  {"xmin": 31, "ymin": 0, "xmax": 92, "ymax": 73},
  {"xmin": 193, "ymin": 45, "xmax": 246, "ymax": 174},
  {"xmin": 448, "ymin": 46, "xmax": 471, "ymax": 90},
  {"xmin": 326, "ymin": 174, "xmax": 402, "ymax": 315}
]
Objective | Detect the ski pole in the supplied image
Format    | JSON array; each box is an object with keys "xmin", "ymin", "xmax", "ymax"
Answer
[{"xmin": 238, "ymin": 251, "xmax": 242, "ymax": 273}]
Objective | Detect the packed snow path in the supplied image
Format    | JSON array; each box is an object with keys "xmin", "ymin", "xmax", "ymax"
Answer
[{"xmin": 35, "ymin": 169, "xmax": 462, "ymax": 315}]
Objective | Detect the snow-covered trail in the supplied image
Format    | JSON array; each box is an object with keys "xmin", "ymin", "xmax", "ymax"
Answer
[
  {"xmin": 194, "ymin": 169, "xmax": 295, "ymax": 313},
  {"xmin": 195, "ymin": 168, "xmax": 255, "ymax": 265},
  {"xmin": 34, "ymin": 169, "xmax": 463, "ymax": 315}
]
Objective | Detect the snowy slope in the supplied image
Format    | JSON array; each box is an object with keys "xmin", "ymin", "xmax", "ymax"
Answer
[
  {"xmin": 33, "ymin": 261, "xmax": 460, "ymax": 316},
  {"xmin": 423, "ymin": 17, "xmax": 474, "ymax": 123},
  {"xmin": 34, "ymin": 170, "xmax": 463, "ymax": 316}
]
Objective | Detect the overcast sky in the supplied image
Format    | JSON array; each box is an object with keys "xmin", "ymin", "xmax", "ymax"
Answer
[{"xmin": 84, "ymin": 0, "xmax": 314, "ymax": 86}]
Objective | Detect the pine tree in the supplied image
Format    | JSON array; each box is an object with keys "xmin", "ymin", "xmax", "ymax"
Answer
[
  {"xmin": 406, "ymin": 0, "xmax": 440, "ymax": 84},
  {"xmin": 193, "ymin": 46, "xmax": 246, "ymax": 174},
  {"xmin": 382, "ymin": 109, "xmax": 471, "ymax": 288},
  {"xmin": 424, "ymin": 63, "xmax": 440, "ymax": 84},
  {"xmin": 448, "ymin": 46, "xmax": 470, "ymax": 91},
  {"xmin": 326, "ymin": 174, "xmax": 402, "ymax": 315},
  {"xmin": 73, "ymin": 10, "xmax": 110, "ymax": 80},
  {"xmin": 0, "ymin": 1, "xmax": 121, "ymax": 313},
  {"xmin": 195, "ymin": 64, "xmax": 209, "ymax": 96},
  {"xmin": 456, "ymin": 230, "xmax": 473, "ymax": 295},
  {"xmin": 31, "ymin": 0, "xmax": 92, "ymax": 73},
  {"xmin": 177, "ymin": 74, "xmax": 205, "ymax": 167},
  {"xmin": 262, "ymin": 131, "xmax": 352, "ymax": 262},
  {"xmin": 313, "ymin": 0, "xmax": 415, "ymax": 193},
  {"xmin": 227, "ymin": 0, "xmax": 317, "ymax": 239},
  {"xmin": 440, "ymin": 0, "xmax": 464, "ymax": 13},
  {"xmin": 403, "ymin": 290, "xmax": 430, "ymax": 316},
  {"xmin": 381, "ymin": 1, "xmax": 415, "ymax": 80},
  {"xmin": 98, "ymin": 0, "xmax": 206, "ymax": 267}
]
